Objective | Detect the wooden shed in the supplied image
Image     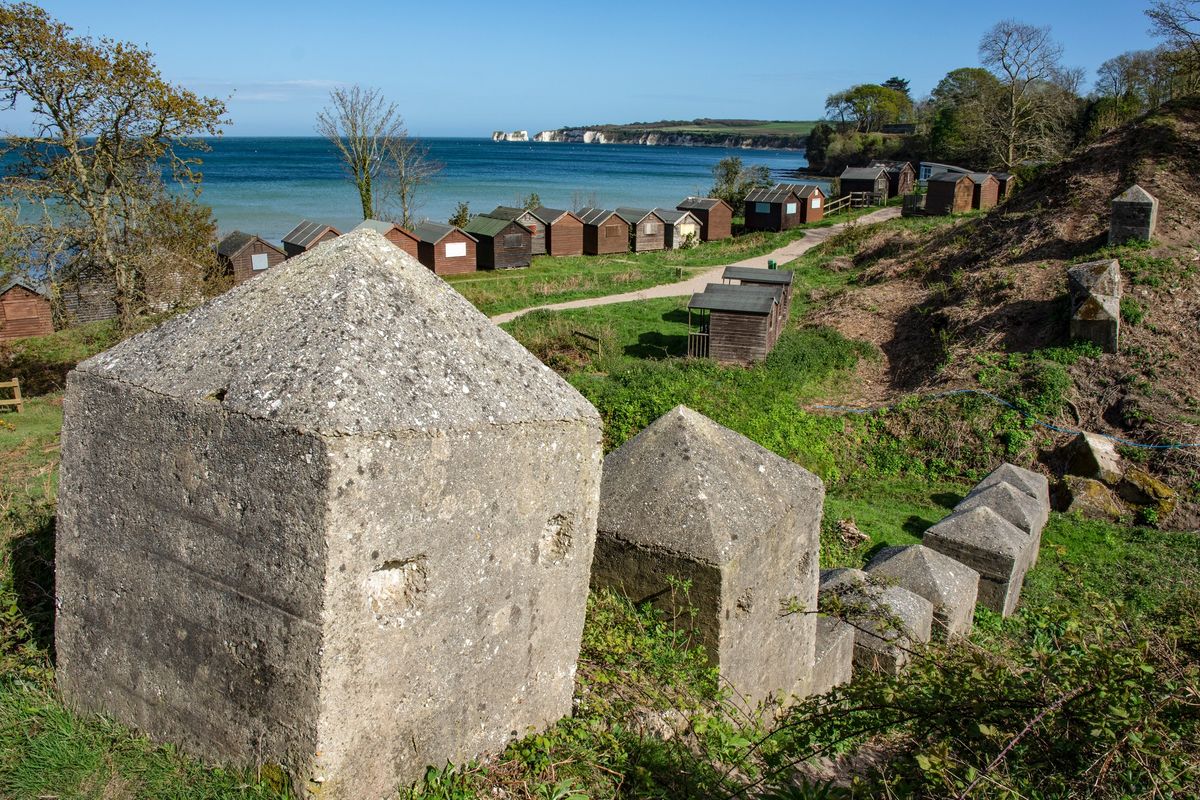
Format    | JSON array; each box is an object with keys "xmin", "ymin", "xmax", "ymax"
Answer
[
  {"xmin": 676, "ymin": 197, "xmax": 733, "ymax": 241},
  {"xmin": 687, "ymin": 285, "xmax": 781, "ymax": 366},
  {"xmin": 744, "ymin": 185, "xmax": 803, "ymax": 232},
  {"xmin": 615, "ymin": 208, "xmax": 667, "ymax": 252},
  {"xmin": 216, "ymin": 231, "xmax": 286, "ymax": 285},
  {"xmin": 413, "ymin": 221, "xmax": 478, "ymax": 275},
  {"xmin": 991, "ymin": 172, "xmax": 1016, "ymax": 199},
  {"xmin": 778, "ymin": 183, "xmax": 826, "ymax": 223},
  {"xmin": 655, "ymin": 209, "xmax": 703, "ymax": 249},
  {"xmin": 530, "ymin": 207, "xmax": 585, "ymax": 257},
  {"xmin": 722, "ymin": 265, "xmax": 795, "ymax": 318},
  {"xmin": 487, "ymin": 206, "xmax": 546, "ymax": 255},
  {"xmin": 969, "ymin": 172, "xmax": 1000, "ymax": 211},
  {"xmin": 463, "ymin": 215, "xmax": 532, "ymax": 269},
  {"xmin": 0, "ymin": 279, "xmax": 54, "ymax": 341},
  {"xmin": 355, "ymin": 219, "xmax": 420, "ymax": 259},
  {"xmin": 281, "ymin": 220, "xmax": 341, "ymax": 258},
  {"xmin": 869, "ymin": 160, "xmax": 917, "ymax": 197},
  {"xmin": 577, "ymin": 208, "xmax": 630, "ymax": 256},
  {"xmin": 925, "ymin": 172, "xmax": 974, "ymax": 215},
  {"xmin": 839, "ymin": 166, "xmax": 890, "ymax": 200}
]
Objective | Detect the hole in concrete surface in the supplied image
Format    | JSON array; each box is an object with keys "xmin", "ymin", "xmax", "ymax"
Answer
[
  {"xmin": 538, "ymin": 514, "xmax": 573, "ymax": 564},
  {"xmin": 366, "ymin": 556, "xmax": 428, "ymax": 623},
  {"xmin": 205, "ymin": 387, "xmax": 228, "ymax": 403}
]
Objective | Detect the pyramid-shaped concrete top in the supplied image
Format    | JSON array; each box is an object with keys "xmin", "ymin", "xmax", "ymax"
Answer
[
  {"xmin": 1068, "ymin": 259, "xmax": 1121, "ymax": 298},
  {"xmin": 77, "ymin": 230, "xmax": 598, "ymax": 435},
  {"xmin": 865, "ymin": 545, "xmax": 980, "ymax": 606},
  {"xmin": 973, "ymin": 463, "xmax": 1048, "ymax": 502},
  {"xmin": 598, "ymin": 405, "xmax": 822, "ymax": 566},
  {"xmin": 1114, "ymin": 184, "xmax": 1157, "ymax": 205}
]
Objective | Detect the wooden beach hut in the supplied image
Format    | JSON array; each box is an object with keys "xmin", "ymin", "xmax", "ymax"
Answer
[
  {"xmin": 615, "ymin": 208, "xmax": 667, "ymax": 252},
  {"xmin": 687, "ymin": 285, "xmax": 781, "ymax": 365},
  {"xmin": 413, "ymin": 221, "xmax": 478, "ymax": 275},
  {"xmin": 869, "ymin": 160, "xmax": 917, "ymax": 197},
  {"xmin": 531, "ymin": 207, "xmax": 585, "ymax": 256},
  {"xmin": 969, "ymin": 173, "xmax": 1000, "ymax": 211},
  {"xmin": 487, "ymin": 206, "xmax": 546, "ymax": 255},
  {"xmin": 722, "ymin": 265, "xmax": 795, "ymax": 317},
  {"xmin": 676, "ymin": 197, "xmax": 733, "ymax": 241},
  {"xmin": 991, "ymin": 172, "xmax": 1016, "ymax": 199},
  {"xmin": 577, "ymin": 208, "xmax": 630, "ymax": 256},
  {"xmin": 744, "ymin": 185, "xmax": 803, "ymax": 232},
  {"xmin": 839, "ymin": 166, "xmax": 890, "ymax": 200},
  {"xmin": 655, "ymin": 209, "xmax": 703, "ymax": 249},
  {"xmin": 355, "ymin": 219, "xmax": 420, "ymax": 259},
  {"xmin": 463, "ymin": 215, "xmax": 532, "ymax": 269},
  {"xmin": 777, "ymin": 183, "xmax": 826, "ymax": 223},
  {"xmin": 925, "ymin": 172, "xmax": 974, "ymax": 214},
  {"xmin": 216, "ymin": 231, "xmax": 286, "ymax": 285},
  {"xmin": 281, "ymin": 220, "xmax": 341, "ymax": 258},
  {"xmin": 0, "ymin": 279, "xmax": 53, "ymax": 341}
]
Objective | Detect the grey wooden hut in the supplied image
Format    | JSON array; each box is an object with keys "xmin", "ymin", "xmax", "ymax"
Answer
[
  {"xmin": 487, "ymin": 206, "xmax": 546, "ymax": 255},
  {"xmin": 838, "ymin": 166, "xmax": 890, "ymax": 200},
  {"xmin": 687, "ymin": 285, "xmax": 782, "ymax": 365},
  {"xmin": 615, "ymin": 208, "xmax": 667, "ymax": 252},
  {"xmin": 655, "ymin": 209, "xmax": 703, "ymax": 249}
]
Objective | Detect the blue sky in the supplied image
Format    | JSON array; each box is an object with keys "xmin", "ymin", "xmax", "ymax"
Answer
[{"xmin": 2, "ymin": 0, "xmax": 1162, "ymax": 137}]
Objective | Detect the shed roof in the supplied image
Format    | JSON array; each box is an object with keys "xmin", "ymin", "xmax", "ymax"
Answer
[
  {"xmin": 530, "ymin": 206, "xmax": 574, "ymax": 225},
  {"xmin": 869, "ymin": 159, "xmax": 914, "ymax": 175},
  {"xmin": 0, "ymin": 277, "xmax": 49, "ymax": 298},
  {"xmin": 282, "ymin": 220, "xmax": 340, "ymax": 248},
  {"xmin": 839, "ymin": 166, "xmax": 887, "ymax": 181},
  {"xmin": 777, "ymin": 182, "xmax": 824, "ymax": 198},
  {"xmin": 702, "ymin": 283, "xmax": 782, "ymax": 303},
  {"xmin": 967, "ymin": 172, "xmax": 998, "ymax": 184},
  {"xmin": 412, "ymin": 221, "xmax": 476, "ymax": 244},
  {"xmin": 677, "ymin": 197, "xmax": 731, "ymax": 212},
  {"xmin": 654, "ymin": 208, "xmax": 699, "ymax": 225},
  {"xmin": 614, "ymin": 207, "xmax": 661, "ymax": 225},
  {"xmin": 354, "ymin": 219, "xmax": 417, "ymax": 239},
  {"xmin": 744, "ymin": 185, "xmax": 798, "ymax": 204},
  {"xmin": 217, "ymin": 230, "xmax": 257, "ymax": 259},
  {"xmin": 722, "ymin": 266, "xmax": 795, "ymax": 285},
  {"xmin": 74, "ymin": 230, "xmax": 598, "ymax": 436},
  {"xmin": 485, "ymin": 206, "xmax": 537, "ymax": 222},
  {"xmin": 576, "ymin": 207, "xmax": 619, "ymax": 226},
  {"xmin": 688, "ymin": 289, "xmax": 775, "ymax": 315},
  {"xmin": 463, "ymin": 215, "xmax": 527, "ymax": 238},
  {"xmin": 927, "ymin": 171, "xmax": 972, "ymax": 184}
]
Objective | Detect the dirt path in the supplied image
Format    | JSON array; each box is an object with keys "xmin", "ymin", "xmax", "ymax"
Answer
[{"xmin": 490, "ymin": 206, "xmax": 902, "ymax": 324}]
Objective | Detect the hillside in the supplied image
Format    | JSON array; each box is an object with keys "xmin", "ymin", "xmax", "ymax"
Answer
[
  {"xmin": 551, "ymin": 118, "xmax": 818, "ymax": 149},
  {"xmin": 811, "ymin": 97, "xmax": 1200, "ymax": 524}
]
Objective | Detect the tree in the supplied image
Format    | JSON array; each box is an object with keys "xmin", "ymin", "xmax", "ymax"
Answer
[
  {"xmin": 0, "ymin": 2, "xmax": 226, "ymax": 328},
  {"xmin": 448, "ymin": 201, "xmax": 471, "ymax": 228},
  {"xmin": 709, "ymin": 157, "xmax": 771, "ymax": 211},
  {"xmin": 317, "ymin": 85, "xmax": 406, "ymax": 220},
  {"xmin": 1146, "ymin": 1, "xmax": 1200, "ymax": 67},
  {"xmin": 881, "ymin": 76, "xmax": 911, "ymax": 96},
  {"xmin": 928, "ymin": 67, "xmax": 1002, "ymax": 166},
  {"xmin": 521, "ymin": 192, "xmax": 541, "ymax": 211},
  {"xmin": 377, "ymin": 134, "xmax": 441, "ymax": 230},
  {"xmin": 804, "ymin": 123, "xmax": 835, "ymax": 170},
  {"xmin": 978, "ymin": 20, "xmax": 1076, "ymax": 168},
  {"xmin": 824, "ymin": 84, "xmax": 913, "ymax": 133}
]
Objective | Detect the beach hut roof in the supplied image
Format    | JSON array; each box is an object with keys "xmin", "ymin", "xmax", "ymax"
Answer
[
  {"xmin": 0, "ymin": 277, "xmax": 48, "ymax": 297},
  {"xmin": 745, "ymin": 185, "xmax": 799, "ymax": 204},
  {"xmin": 412, "ymin": 221, "xmax": 476, "ymax": 244},
  {"xmin": 354, "ymin": 218, "xmax": 414, "ymax": 237},
  {"xmin": 968, "ymin": 172, "xmax": 998, "ymax": 184},
  {"xmin": 463, "ymin": 215, "xmax": 526, "ymax": 238},
  {"xmin": 282, "ymin": 220, "xmax": 340, "ymax": 249},
  {"xmin": 868, "ymin": 159, "xmax": 913, "ymax": 175},
  {"xmin": 614, "ymin": 207, "xmax": 662, "ymax": 226},
  {"xmin": 484, "ymin": 206, "xmax": 535, "ymax": 222},
  {"xmin": 688, "ymin": 288, "xmax": 775, "ymax": 315},
  {"xmin": 722, "ymin": 266, "xmax": 795, "ymax": 286},
  {"xmin": 576, "ymin": 207, "xmax": 618, "ymax": 226},
  {"xmin": 530, "ymin": 206, "xmax": 575, "ymax": 225},
  {"xmin": 928, "ymin": 171, "xmax": 971, "ymax": 184},
  {"xmin": 677, "ymin": 196, "xmax": 732, "ymax": 212},
  {"xmin": 839, "ymin": 166, "xmax": 888, "ymax": 181},
  {"xmin": 654, "ymin": 208, "xmax": 699, "ymax": 225},
  {"xmin": 217, "ymin": 231, "xmax": 257, "ymax": 259},
  {"xmin": 776, "ymin": 182, "xmax": 824, "ymax": 198}
]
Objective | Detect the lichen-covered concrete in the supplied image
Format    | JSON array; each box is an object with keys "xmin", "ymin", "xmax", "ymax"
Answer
[
  {"xmin": 955, "ymin": 481, "xmax": 1045, "ymax": 568},
  {"xmin": 57, "ymin": 230, "xmax": 603, "ymax": 799},
  {"xmin": 818, "ymin": 568, "xmax": 932, "ymax": 676},
  {"xmin": 1065, "ymin": 432, "xmax": 1124, "ymax": 485},
  {"xmin": 922, "ymin": 507, "xmax": 1029, "ymax": 617},
  {"xmin": 1068, "ymin": 260, "xmax": 1122, "ymax": 354},
  {"xmin": 593, "ymin": 405, "xmax": 824, "ymax": 706},
  {"xmin": 865, "ymin": 545, "xmax": 980, "ymax": 638}
]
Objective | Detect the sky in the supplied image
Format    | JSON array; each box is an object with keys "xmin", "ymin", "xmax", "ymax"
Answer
[{"xmin": 1, "ymin": 0, "xmax": 1163, "ymax": 137}]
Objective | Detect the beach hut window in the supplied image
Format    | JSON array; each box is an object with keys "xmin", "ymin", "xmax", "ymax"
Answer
[
  {"xmin": 446, "ymin": 242, "xmax": 467, "ymax": 258},
  {"xmin": 643, "ymin": 222, "xmax": 656, "ymax": 235},
  {"xmin": 786, "ymin": 202, "xmax": 797, "ymax": 214},
  {"xmin": 504, "ymin": 234, "xmax": 523, "ymax": 248},
  {"xmin": 251, "ymin": 253, "xmax": 270, "ymax": 271},
  {"xmin": 812, "ymin": 197, "xmax": 821, "ymax": 208},
  {"xmin": 755, "ymin": 202, "xmax": 770, "ymax": 213},
  {"xmin": 604, "ymin": 225, "xmax": 620, "ymax": 239}
]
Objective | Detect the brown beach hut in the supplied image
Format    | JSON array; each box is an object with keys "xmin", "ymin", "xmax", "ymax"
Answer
[
  {"xmin": 0, "ymin": 279, "xmax": 53, "ymax": 341},
  {"xmin": 531, "ymin": 207, "xmax": 585, "ymax": 256},
  {"xmin": 413, "ymin": 221, "xmax": 478, "ymax": 275},
  {"xmin": 463, "ymin": 215, "xmax": 532, "ymax": 269},
  {"xmin": 655, "ymin": 209, "xmax": 703, "ymax": 249},
  {"xmin": 925, "ymin": 172, "xmax": 974, "ymax": 215},
  {"xmin": 869, "ymin": 160, "xmax": 917, "ymax": 197},
  {"xmin": 687, "ymin": 285, "xmax": 780, "ymax": 365},
  {"xmin": 216, "ymin": 231, "xmax": 286, "ymax": 285},
  {"xmin": 487, "ymin": 206, "xmax": 547, "ymax": 255},
  {"xmin": 991, "ymin": 172, "xmax": 1016, "ymax": 199},
  {"xmin": 839, "ymin": 166, "xmax": 890, "ymax": 200},
  {"xmin": 744, "ymin": 185, "xmax": 803, "ymax": 232},
  {"xmin": 355, "ymin": 219, "xmax": 420, "ymax": 259},
  {"xmin": 615, "ymin": 208, "xmax": 667, "ymax": 252},
  {"xmin": 676, "ymin": 197, "xmax": 732, "ymax": 241},
  {"xmin": 780, "ymin": 183, "xmax": 826, "ymax": 223},
  {"xmin": 577, "ymin": 208, "xmax": 630, "ymax": 256},
  {"xmin": 969, "ymin": 173, "xmax": 1000, "ymax": 210},
  {"xmin": 281, "ymin": 220, "xmax": 341, "ymax": 258}
]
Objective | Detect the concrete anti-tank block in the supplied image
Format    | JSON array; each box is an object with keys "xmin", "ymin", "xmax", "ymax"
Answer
[
  {"xmin": 1065, "ymin": 432, "xmax": 1123, "ymax": 485},
  {"xmin": 593, "ymin": 405, "xmax": 824, "ymax": 706},
  {"xmin": 818, "ymin": 568, "xmax": 933, "ymax": 675},
  {"xmin": 812, "ymin": 617, "xmax": 855, "ymax": 695},
  {"xmin": 865, "ymin": 545, "xmax": 980, "ymax": 639},
  {"xmin": 922, "ymin": 507, "xmax": 1029, "ymax": 617},
  {"xmin": 955, "ymin": 481, "xmax": 1045, "ymax": 568},
  {"xmin": 56, "ymin": 230, "xmax": 603, "ymax": 799},
  {"xmin": 1109, "ymin": 184, "xmax": 1158, "ymax": 245},
  {"xmin": 964, "ymin": 463, "xmax": 1050, "ymax": 567}
]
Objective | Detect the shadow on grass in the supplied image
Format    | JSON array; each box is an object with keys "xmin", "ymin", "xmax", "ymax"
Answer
[
  {"xmin": 625, "ymin": 332, "xmax": 688, "ymax": 360},
  {"xmin": 7, "ymin": 503, "xmax": 57, "ymax": 660},
  {"xmin": 902, "ymin": 514, "xmax": 936, "ymax": 537}
]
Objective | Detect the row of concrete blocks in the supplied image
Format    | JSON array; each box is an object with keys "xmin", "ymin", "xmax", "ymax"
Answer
[{"xmin": 811, "ymin": 463, "xmax": 1051, "ymax": 694}]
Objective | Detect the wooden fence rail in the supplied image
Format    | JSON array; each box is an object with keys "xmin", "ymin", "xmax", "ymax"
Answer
[{"xmin": 0, "ymin": 378, "xmax": 23, "ymax": 413}]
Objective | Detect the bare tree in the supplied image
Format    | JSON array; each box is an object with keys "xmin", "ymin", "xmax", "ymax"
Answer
[
  {"xmin": 317, "ymin": 85, "xmax": 406, "ymax": 220},
  {"xmin": 377, "ymin": 135, "xmax": 441, "ymax": 230},
  {"xmin": 1147, "ymin": 1, "xmax": 1200, "ymax": 64},
  {"xmin": 979, "ymin": 20, "xmax": 1072, "ymax": 168}
]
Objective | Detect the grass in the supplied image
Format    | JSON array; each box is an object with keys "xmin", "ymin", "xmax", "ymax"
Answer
[{"xmin": 0, "ymin": 320, "xmax": 120, "ymax": 396}]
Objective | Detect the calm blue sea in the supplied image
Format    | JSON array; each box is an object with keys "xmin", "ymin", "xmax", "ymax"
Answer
[{"xmin": 190, "ymin": 138, "xmax": 815, "ymax": 243}]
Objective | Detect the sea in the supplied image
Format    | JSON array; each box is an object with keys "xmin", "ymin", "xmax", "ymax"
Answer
[{"xmin": 188, "ymin": 138, "xmax": 817, "ymax": 243}]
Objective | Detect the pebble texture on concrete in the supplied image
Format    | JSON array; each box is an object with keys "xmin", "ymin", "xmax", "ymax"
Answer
[
  {"xmin": 57, "ymin": 230, "xmax": 604, "ymax": 799},
  {"xmin": 593, "ymin": 405, "xmax": 824, "ymax": 705},
  {"xmin": 819, "ymin": 568, "xmax": 933, "ymax": 676},
  {"xmin": 865, "ymin": 545, "xmax": 980, "ymax": 639}
]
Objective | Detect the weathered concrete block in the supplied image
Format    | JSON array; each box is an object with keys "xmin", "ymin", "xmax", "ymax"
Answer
[
  {"xmin": 818, "ymin": 568, "xmax": 933, "ymax": 675},
  {"xmin": 56, "ymin": 230, "xmax": 603, "ymax": 798},
  {"xmin": 1067, "ymin": 259, "xmax": 1122, "ymax": 306},
  {"xmin": 922, "ymin": 507, "xmax": 1029, "ymax": 617},
  {"xmin": 865, "ymin": 545, "xmax": 980, "ymax": 639},
  {"xmin": 1109, "ymin": 184, "xmax": 1158, "ymax": 245},
  {"xmin": 973, "ymin": 462, "xmax": 1050, "ymax": 507},
  {"xmin": 1060, "ymin": 475, "xmax": 1124, "ymax": 521},
  {"xmin": 1065, "ymin": 432, "xmax": 1123, "ymax": 485},
  {"xmin": 1118, "ymin": 467, "xmax": 1177, "ymax": 517},
  {"xmin": 956, "ymin": 481, "xmax": 1045, "ymax": 568},
  {"xmin": 593, "ymin": 405, "xmax": 823, "ymax": 706},
  {"xmin": 1070, "ymin": 294, "xmax": 1121, "ymax": 354},
  {"xmin": 812, "ymin": 617, "xmax": 855, "ymax": 695}
]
